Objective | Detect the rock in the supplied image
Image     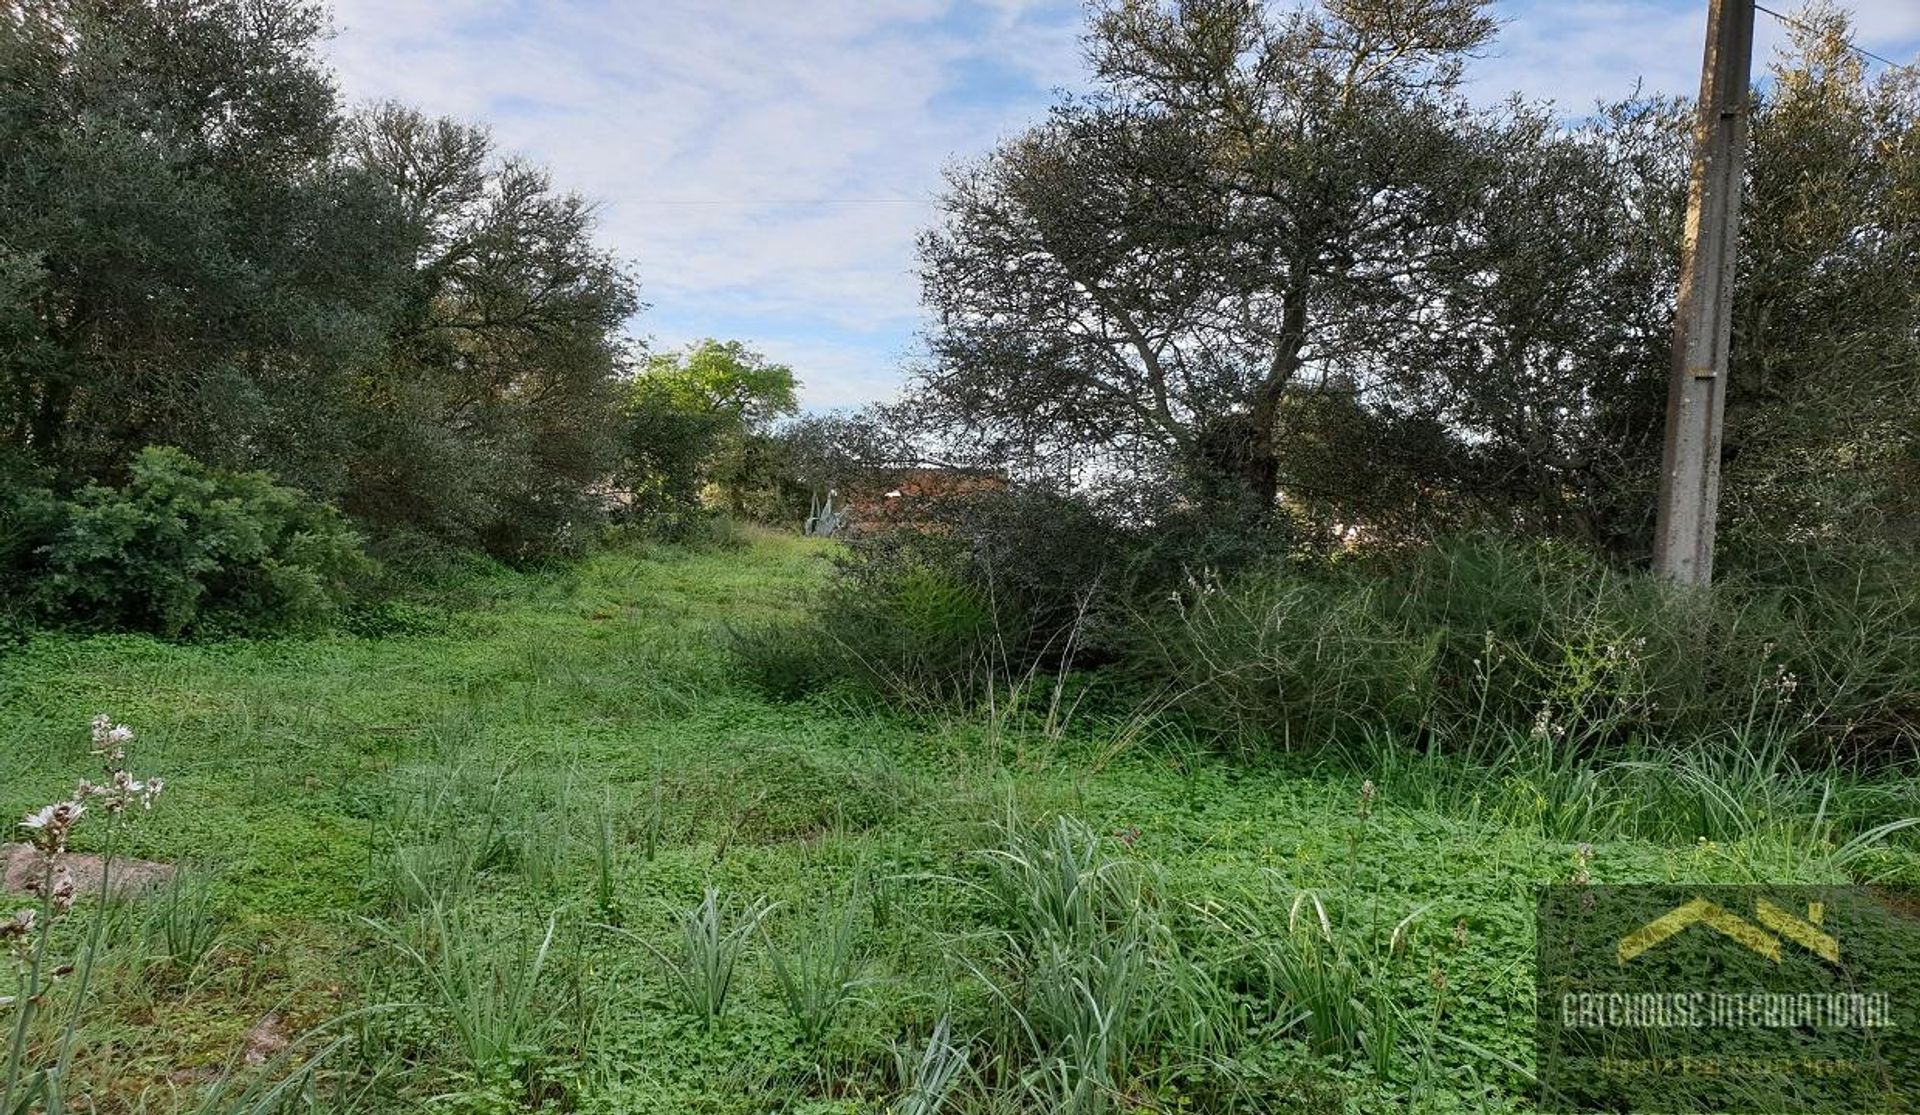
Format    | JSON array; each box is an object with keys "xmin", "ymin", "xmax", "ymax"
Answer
[{"xmin": 0, "ymin": 842, "xmax": 176, "ymax": 899}]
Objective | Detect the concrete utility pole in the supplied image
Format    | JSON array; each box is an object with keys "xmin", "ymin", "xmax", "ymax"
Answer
[{"xmin": 1651, "ymin": 0, "xmax": 1755, "ymax": 586}]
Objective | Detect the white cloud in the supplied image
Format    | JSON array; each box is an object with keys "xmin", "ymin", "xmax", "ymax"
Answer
[
  {"xmin": 324, "ymin": 0, "xmax": 1081, "ymax": 408},
  {"xmin": 324, "ymin": 0, "xmax": 1914, "ymax": 408},
  {"xmin": 1470, "ymin": 1, "xmax": 1705, "ymax": 107},
  {"xmin": 1472, "ymin": 0, "xmax": 1920, "ymax": 109}
]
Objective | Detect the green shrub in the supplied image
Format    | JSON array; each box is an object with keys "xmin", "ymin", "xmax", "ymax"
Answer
[
  {"xmin": 1125, "ymin": 535, "xmax": 1920, "ymax": 761},
  {"xmin": 724, "ymin": 619, "xmax": 837, "ymax": 702},
  {"xmin": 601, "ymin": 507, "xmax": 745, "ymax": 552},
  {"xmin": 817, "ymin": 561, "xmax": 998, "ymax": 706},
  {"xmin": 727, "ymin": 541, "xmax": 997, "ymax": 707},
  {"xmin": 762, "ymin": 478, "xmax": 1917, "ymax": 760},
  {"xmin": 766, "ymin": 485, "xmax": 1302, "ymax": 709},
  {"xmin": 39, "ymin": 446, "xmax": 374, "ymax": 637},
  {"xmin": 0, "ymin": 452, "xmax": 65, "ymax": 639}
]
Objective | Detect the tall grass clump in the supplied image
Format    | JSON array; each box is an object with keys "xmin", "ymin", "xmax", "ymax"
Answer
[
  {"xmin": 763, "ymin": 894, "xmax": 871, "ymax": 1048},
  {"xmin": 964, "ymin": 811, "xmax": 1232, "ymax": 1113},
  {"xmin": 728, "ymin": 489, "xmax": 1122, "ymax": 710},
  {"xmin": 1127, "ymin": 536, "xmax": 1920, "ymax": 764},
  {"xmin": 367, "ymin": 903, "xmax": 559, "ymax": 1076},
  {"xmin": 723, "ymin": 569, "xmax": 994, "ymax": 709},
  {"xmin": 631, "ymin": 888, "xmax": 774, "ymax": 1028},
  {"xmin": 141, "ymin": 870, "xmax": 228, "ymax": 980},
  {"xmin": 365, "ymin": 901, "xmax": 609, "ymax": 1105},
  {"xmin": 374, "ymin": 763, "xmax": 522, "ymax": 913},
  {"xmin": 890, "ymin": 1017, "xmax": 968, "ymax": 1115},
  {"xmin": 1239, "ymin": 891, "xmax": 1429, "ymax": 1076}
]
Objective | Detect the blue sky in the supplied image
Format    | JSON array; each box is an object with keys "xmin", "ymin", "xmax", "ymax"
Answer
[{"xmin": 325, "ymin": 0, "xmax": 1920, "ymax": 410}]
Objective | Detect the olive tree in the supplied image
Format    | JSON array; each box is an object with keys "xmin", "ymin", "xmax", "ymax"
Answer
[{"xmin": 916, "ymin": 0, "xmax": 1500, "ymax": 518}]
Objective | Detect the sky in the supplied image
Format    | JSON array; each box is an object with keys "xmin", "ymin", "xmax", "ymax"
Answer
[{"xmin": 324, "ymin": 0, "xmax": 1920, "ymax": 411}]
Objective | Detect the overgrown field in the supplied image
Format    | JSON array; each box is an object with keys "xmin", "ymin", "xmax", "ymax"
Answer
[{"xmin": 3, "ymin": 531, "xmax": 1915, "ymax": 1113}]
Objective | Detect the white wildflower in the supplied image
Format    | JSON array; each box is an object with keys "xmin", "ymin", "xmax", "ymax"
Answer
[
  {"xmin": 48, "ymin": 867, "xmax": 76, "ymax": 914},
  {"xmin": 1571, "ymin": 842, "xmax": 1594, "ymax": 887},
  {"xmin": 19, "ymin": 801, "xmax": 84, "ymax": 854}
]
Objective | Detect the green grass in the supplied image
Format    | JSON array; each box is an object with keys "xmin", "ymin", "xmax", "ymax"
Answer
[{"xmin": 1, "ymin": 526, "xmax": 1914, "ymax": 1112}]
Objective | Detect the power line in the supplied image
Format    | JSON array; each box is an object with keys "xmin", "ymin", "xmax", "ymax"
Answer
[{"xmin": 1752, "ymin": 2, "xmax": 1920, "ymax": 76}]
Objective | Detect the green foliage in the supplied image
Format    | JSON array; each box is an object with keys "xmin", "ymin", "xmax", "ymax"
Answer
[
  {"xmin": 35, "ymin": 447, "xmax": 372, "ymax": 637},
  {"xmin": 1128, "ymin": 536, "xmax": 1920, "ymax": 760},
  {"xmin": 890, "ymin": 1017, "xmax": 968, "ymax": 1115},
  {"xmin": 340, "ymin": 104, "xmax": 637, "ymax": 563},
  {"xmin": 1719, "ymin": 9, "xmax": 1920, "ymax": 549},
  {"xmin": 0, "ymin": 453, "xmax": 62, "ymax": 634},
  {"xmin": 968, "ymin": 812, "xmax": 1234, "ymax": 1113},
  {"xmin": 1, "ymin": 7, "xmax": 638, "ymax": 568},
  {"xmin": 620, "ymin": 339, "xmax": 802, "ymax": 524},
  {"xmin": 637, "ymin": 888, "xmax": 775, "ymax": 1029},
  {"xmin": 0, "ymin": 0, "xmax": 346, "ymax": 485},
  {"xmin": 638, "ymin": 340, "xmax": 799, "ymax": 425},
  {"xmin": 602, "ymin": 506, "xmax": 746, "ymax": 551},
  {"xmin": 762, "ymin": 894, "xmax": 871, "ymax": 1047},
  {"xmin": 747, "ymin": 484, "xmax": 1298, "ymax": 708},
  {"xmin": 368, "ymin": 903, "xmax": 572, "ymax": 1084},
  {"xmin": 1, "ymin": 535, "xmax": 1914, "ymax": 1112},
  {"xmin": 815, "ymin": 560, "xmax": 998, "ymax": 706}
]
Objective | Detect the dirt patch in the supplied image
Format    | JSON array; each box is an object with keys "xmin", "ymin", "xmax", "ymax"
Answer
[
  {"xmin": 243, "ymin": 1012, "xmax": 291, "ymax": 1066},
  {"xmin": 1, "ymin": 842, "xmax": 176, "ymax": 898}
]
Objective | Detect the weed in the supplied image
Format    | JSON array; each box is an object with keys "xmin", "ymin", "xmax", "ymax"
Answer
[
  {"xmin": 366, "ymin": 901, "xmax": 562, "ymax": 1079},
  {"xmin": 964, "ymin": 811, "xmax": 1233, "ymax": 1113},
  {"xmin": 635, "ymin": 888, "xmax": 774, "ymax": 1028},
  {"xmin": 142, "ymin": 871, "xmax": 227, "ymax": 979},
  {"xmin": 1245, "ymin": 891, "xmax": 1429, "ymax": 1073},
  {"xmin": 763, "ymin": 894, "xmax": 871, "ymax": 1047},
  {"xmin": 891, "ymin": 1016, "xmax": 968, "ymax": 1115}
]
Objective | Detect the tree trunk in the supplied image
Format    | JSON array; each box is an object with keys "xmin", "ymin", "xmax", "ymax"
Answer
[{"xmin": 1190, "ymin": 410, "xmax": 1280, "ymax": 514}]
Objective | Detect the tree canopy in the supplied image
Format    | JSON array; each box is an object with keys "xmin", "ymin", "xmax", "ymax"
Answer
[
  {"xmin": 1, "ymin": 0, "xmax": 639, "ymax": 561},
  {"xmin": 621, "ymin": 340, "xmax": 800, "ymax": 518},
  {"xmin": 911, "ymin": 0, "xmax": 1918, "ymax": 558}
]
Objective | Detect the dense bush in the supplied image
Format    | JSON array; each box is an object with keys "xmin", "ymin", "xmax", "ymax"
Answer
[
  {"xmin": 1125, "ymin": 536, "xmax": 1920, "ymax": 760},
  {"xmin": 1, "ymin": 452, "xmax": 62, "ymax": 628},
  {"xmin": 729, "ymin": 559, "xmax": 994, "ymax": 707},
  {"xmin": 31, "ymin": 447, "xmax": 374, "ymax": 637},
  {"xmin": 743, "ymin": 489, "xmax": 1916, "ymax": 766},
  {"xmin": 730, "ymin": 486, "xmax": 1296, "ymax": 707},
  {"xmin": 604, "ymin": 508, "xmax": 748, "ymax": 552},
  {"xmin": 2, "ymin": 8, "xmax": 638, "ymax": 565}
]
